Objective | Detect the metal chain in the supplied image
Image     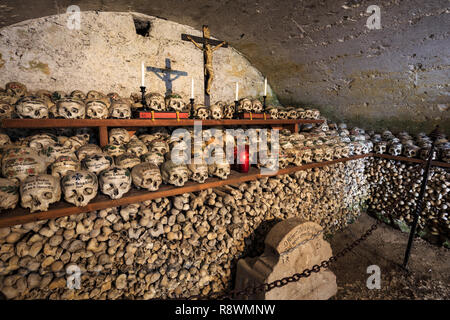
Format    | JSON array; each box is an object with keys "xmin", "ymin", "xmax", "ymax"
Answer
[{"xmin": 183, "ymin": 219, "xmax": 381, "ymax": 300}]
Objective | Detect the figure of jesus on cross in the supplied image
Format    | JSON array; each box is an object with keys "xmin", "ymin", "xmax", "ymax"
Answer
[{"xmin": 184, "ymin": 25, "xmax": 228, "ymax": 96}]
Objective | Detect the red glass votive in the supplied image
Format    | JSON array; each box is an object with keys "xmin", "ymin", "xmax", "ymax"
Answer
[{"xmin": 235, "ymin": 145, "xmax": 250, "ymax": 173}]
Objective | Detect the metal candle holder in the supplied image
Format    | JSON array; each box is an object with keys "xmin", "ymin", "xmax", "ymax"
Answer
[
  {"xmin": 234, "ymin": 100, "xmax": 239, "ymax": 119},
  {"xmin": 263, "ymin": 95, "xmax": 267, "ymax": 109},
  {"xmin": 190, "ymin": 98, "xmax": 195, "ymax": 118}
]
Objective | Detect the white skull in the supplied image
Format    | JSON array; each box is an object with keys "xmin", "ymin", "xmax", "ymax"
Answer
[
  {"xmin": 16, "ymin": 97, "xmax": 49, "ymax": 119},
  {"xmin": 266, "ymin": 106, "xmax": 279, "ymax": 119},
  {"xmin": 374, "ymin": 141, "xmax": 387, "ymax": 154},
  {"xmin": 109, "ymin": 100, "xmax": 131, "ymax": 119},
  {"xmin": 165, "ymin": 94, "xmax": 186, "ymax": 112},
  {"xmin": 161, "ymin": 160, "xmax": 190, "ymax": 187},
  {"xmin": 299, "ymin": 147, "xmax": 313, "ymax": 163},
  {"xmin": 210, "ymin": 103, "xmax": 224, "ymax": 120},
  {"xmin": 20, "ymin": 174, "xmax": 61, "ymax": 213},
  {"xmin": 61, "ymin": 170, "xmax": 98, "ymax": 206},
  {"xmin": 286, "ymin": 107, "xmax": 298, "ymax": 119},
  {"xmin": 208, "ymin": 150, "xmax": 230, "ymax": 180},
  {"xmin": 63, "ymin": 134, "xmax": 90, "ymax": 151},
  {"xmin": 223, "ymin": 103, "xmax": 235, "ymax": 119},
  {"xmin": 140, "ymin": 152, "xmax": 165, "ymax": 167},
  {"xmin": 99, "ymin": 167, "xmax": 132, "ymax": 200},
  {"xmin": 193, "ymin": 104, "xmax": 210, "ymax": 120},
  {"xmin": 0, "ymin": 133, "xmax": 11, "ymax": 146},
  {"xmin": 188, "ymin": 162, "xmax": 209, "ymax": 183},
  {"xmin": 131, "ymin": 163, "xmax": 162, "ymax": 191},
  {"xmin": 138, "ymin": 134, "xmax": 159, "ymax": 146},
  {"xmin": 278, "ymin": 108, "xmax": 288, "ymax": 119},
  {"xmin": 39, "ymin": 144, "xmax": 76, "ymax": 165},
  {"xmin": 115, "ymin": 152, "xmax": 141, "ymax": 170},
  {"xmin": 312, "ymin": 146, "xmax": 324, "ymax": 162},
  {"xmin": 388, "ymin": 143, "xmax": 402, "ymax": 156},
  {"xmin": 5, "ymin": 81, "xmax": 27, "ymax": 97},
  {"xmin": 0, "ymin": 178, "xmax": 19, "ymax": 211},
  {"xmin": 70, "ymin": 90, "xmax": 86, "ymax": 100},
  {"xmin": 102, "ymin": 144, "xmax": 127, "ymax": 157},
  {"xmin": 149, "ymin": 139, "xmax": 170, "ymax": 155},
  {"xmin": 238, "ymin": 98, "xmax": 252, "ymax": 113},
  {"xmin": 76, "ymin": 144, "xmax": 103, "ymax": 161},
  {"xmin": 86, "ymin": 99, "xmax": 109, "ymax": 119},
  {"xmin": 145, "ymin": 93, "xmax": 166, "ymax": 111},
  {"xmin": 51, "ymin": 155, "xmax": 81, "ymax": 178},
  {"xmin": 109, "ymin": 128, "xmax": 130, "ymax": 145},
  {"xmin": 82, "ymin": 153, "xmax": 113, "ymax": 175},
  {"xmin": 251, "ymin": 99, "xmax": 263, "ymax": 113},
  {"xmin": 57, "ymin": 98, "xmax": 86, "ymax": 119},
  {"xmin": 0, "ymin": 102, "xmax": 14, "ymax": 119},
  {"xmin": 126, "ymin": 137, "xmax": 148, "ymax": 157},
  {"xmin": 403, "ymin": 144, "xmax": 420, "ymax": 158},
  {"xmin": 2, "ymin": 149, "xmax": 47, "ymax": 182},
  {"xmin": 28, "ymin": 133, "xmax": 59, "ymax": 152}
]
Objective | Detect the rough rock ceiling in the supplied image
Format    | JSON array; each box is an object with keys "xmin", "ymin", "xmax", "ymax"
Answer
[{"xmin": 0, "ymin": 0, "xmax": 449, "ymax": 133}]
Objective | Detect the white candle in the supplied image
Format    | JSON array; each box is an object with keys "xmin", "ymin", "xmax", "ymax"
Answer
[
  {"xmin": 191, "ymin": 78, "xmax": 194, "ymax": 99},
  {"xmin": 264, "ymin": 77, "xmax": 267, "ymax": 96},
  {"xmin": 235, "ymin": 82, "xmax": 239, "ymax": 101},
  {"xmin": 141, "ymin": 62, "xmax": 145, "ymax": 87}
]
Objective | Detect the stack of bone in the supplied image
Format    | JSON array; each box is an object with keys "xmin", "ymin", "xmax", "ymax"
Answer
[{"xmin": 0, "ymin": 159, "xmax": 369, "ymax": 299}]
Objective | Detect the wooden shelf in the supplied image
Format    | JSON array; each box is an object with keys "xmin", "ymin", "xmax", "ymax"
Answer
[
  {"xmin": 0, "ymin": 118, "xmax": 323, "ymax": 147},
  {"xmin": 372, "ymin": 153, "xmax": 450, "ymax": 168},
  {"xmin": 0, "ymin": 154, "xmax": 365, "ymax": 228}
]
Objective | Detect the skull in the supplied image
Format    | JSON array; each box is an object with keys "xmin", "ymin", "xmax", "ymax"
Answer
[
  {"xmin": 165, "ymin": 94, "xmax": 186, "ymax": 112},
  {"xmin": 193, "ymin": 104, "xmax": 210, "ymax": 119},
  {"xmin": 109, "ymin": 128, "xmax": 130, "ymax": 145},
  {"xmin": 86, "ymin": 90, "xmax": 105, "ymax": 100},
  {"xmin": 115, "ymin": 153, "xmax": 141, "ymax": 170},
  {"xmin": 103, "ymin": 144, "xmax": 127, "ymax": 157},
  {"xmin": 5, "ymin": 82, "xmax": 27, "ymax": 97},
  {"xmin": 141, "ymin": 152, "xmax": 165, "ymax": 167},
  {"xmin": 0, "ymin": 133, "xmax": 11, "ymax": 146},
  {"xmin": 98, "ymin": 167, "xmax": 132, "ymax": 199},
  {"xmin": 57, "ymin": 98, "xmax": 86, "ymax": 119},
  {"xmin": 419, "ymin": 147, "xmax": 437, "ymax": 160},
  {"xmin": 188, "ymin": 162, "xmax": 209, "ymax": 183},
  {"xmin": 299, "ymin": 147, "xmax": 313, "ymax": 163},
  {"xmin": 63, "ymin": 134, "xmax": 90, "ymax": 151},
  {"xmin": 286, "ymin": 107, "xmax": 298, "ymax": 119},
  {"xmin": 62, "ymin": 170, "xmax": 98, "ymax": 206},
  {"xmin": 388, "ymin": 143, "xmax": 402, "ymax": 156},
  {"xmin": 278, "ymin": 150, "xmax": 291, "ymax": 169},
  {"xmin": 441, "ymin": 148, "xmax": 450, "ymax": 163},
  {"xmin": 210, "ymin": 102, "xmax": 224, "ymax": 120},
  {"xmin": 223, "ymin": 103, "xmax": 235, "ymax": 119},
  {"xmin": 312, "ymin": 146, "xmax": 324, "ymax": 162},
  {"xmin": 2, "ymin": 150, "xmax": 47, "ymax": 182},
  {"xmin": 126, "ymin": 137, "xmax": 148, "ymax": 157},
  {"xmin": 86, "ymin": 99, "xmax": 109, "ymax": 119},
  {"xmin": 0, "ymin": 102, "xmax": 14, "ymax": 119},
  {"xmin": 70, "ymin": 90, "xmax": 86, "ymax": 100},
  {"xmin": 138, "ymin": 134, "xmax": 159, "ymax": 146},
  {"xmin": 28, "ymin": 133, "xmax": 59, "ymax": 152},
  {"xmin": 50, "ymin": 155, "xmax": 81, "ymax": 178},
  {"xmin": 20, "ymin": 174, "xmax": 61, "ymax": 213},
  {"xmin": 51, "ymin": 91, "xmax": 68, "ymax": 103},
  {"xmin": 266, "ymin": 106, "xmax": 278, "ymax": 119},
  {"xmin": 339, "ymin": 144, "xmax": 350, "ymax": 158},
  {"xmin": 76, "ymin": 144, "xmax": 103, "ymax": 161},
  {"xmin": 277, "ymin": 108, "xmax": 288, "ymax": 119},
  {"xmin": 403, "ymin": 144, "xmax": 420, "ymax": 158},
  {"xmin": 109, "ymin": 100, "xmax": 131, "ymax": 119},
  {"xmin": 322, "ymin": 145, "xmax": 334, "ymax": 161},
  {"xmin": 131, "ymin": 163, "xmax": 162, "ymax": 191},
  {"xmin": 0, "ymin": 178, "xmax": 19, "ymax": 211},
  {"xmin": 16, "ymin": 97, "xmax": 49, "ymax": 119},
  {"xmin": 251, "ymin": 99, "xmax": 263, "ymax": 113},
  {"xmin": 145, "ymin": 93, "xmax": 166, "ymax": 111},
  {"xmin": 82, "ymin": 153, "xmax": 113, "ymax": 175},
  {"xmin": 238, "ymin": 98, "xmax": 252, "ymax": 113},
  {"xmin": 161, "ymin": 160, "xmax": 190, "ymax": 186},
  {"xmin": 207, "ymin": 149, "xmax": 230, "ymax": 179},
  {"xmin": 149, "ymin": 139, "xmax": 170, "ymax": 155},
  {"xmin": 374, "ymin": 141, "xmax": 387, "ymax": 154},
  {"xmin": 107, "ymin": 92, "xmax": 121, "ymax": 102}
]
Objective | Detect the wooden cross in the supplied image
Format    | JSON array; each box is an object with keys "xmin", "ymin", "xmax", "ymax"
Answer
[
  {"xmin": 147, "ymin": 58, "xmax": 188, "ymax": 97},
  {"xmin": 182, "ymin": 25, "xmax": 228, "ymax": 106}
]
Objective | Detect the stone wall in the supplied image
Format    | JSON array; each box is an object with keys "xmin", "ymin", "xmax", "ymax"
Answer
[
  {"xmin": 0, "ymin": 12, "xmax": 275, "ymax": 105},
  {"xmin": 0, "ymin": 160, "xmax": 368, "ymax": 299}
]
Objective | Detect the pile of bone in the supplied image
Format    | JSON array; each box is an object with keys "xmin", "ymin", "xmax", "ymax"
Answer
[
  {"xmin": 365, "ymin": 158, "xmax": 449, "ymax": 241},
  {"xmin": 0, "ymin": 161, "xmax": 369, "ymax": 300},
  {"xmin": 0, "ymin": 81, "xmax": 320, "ymax": 120},
  {"xmin": 369, "ymin": 129, "xmax": 449, "ymax": 162}
]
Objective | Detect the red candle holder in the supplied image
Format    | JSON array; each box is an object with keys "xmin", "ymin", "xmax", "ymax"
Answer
[{"xmin": 234, "ymin": 144, "xmax": 250, "ymax": 173}]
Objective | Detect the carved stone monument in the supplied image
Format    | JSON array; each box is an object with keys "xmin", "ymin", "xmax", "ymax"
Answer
[{"xmin": 234, "ymin": 218, "xmax": 337, "ymax": 300}]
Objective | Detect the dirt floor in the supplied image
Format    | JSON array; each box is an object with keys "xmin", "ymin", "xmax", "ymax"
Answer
[{"xmin": 328, "ymin": 213, "xmax": 450, "ymax": 300}]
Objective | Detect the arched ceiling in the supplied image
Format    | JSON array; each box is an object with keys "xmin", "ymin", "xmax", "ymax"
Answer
[{"xmin": 0, "ymin": 0, "xmax": 449, "ymax": 134}]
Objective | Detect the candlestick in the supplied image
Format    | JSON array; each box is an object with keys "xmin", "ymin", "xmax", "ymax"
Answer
[
  {"xmin": 140, "ymin": 86, "xmax": 147, "ymax": 110},
  {"xmin": 235, "ymin": 82, "xmax": 239, "ymax": 101},
  {"xmin": 189, "ymin": 98, "xmax": 195, "ymax": 118},
  {"xmin": 191, "ymin": 78, "xmax": 194, "ymax": 99},
  {"xmin": 264, "ymin": 77, "xmax": 267, "ymax": 96},
  {"xmin": 263, "ymin": 95, "xmax": 267, "ymax": 109},
  {"xmin": 234, "ymin": 100, "xmax": 239, "ymax": 119},
  {"xmin": 141, "ymin": 62, "xmax": 145, "ymax": 87}
]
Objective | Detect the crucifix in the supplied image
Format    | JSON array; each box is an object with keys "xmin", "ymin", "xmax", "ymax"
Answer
[
  {"xmin": 182, "ymin": 25, "xmax": 228, "ymax": 106},
  {"xmin": 147, "ymin": 58, "xmax": 188, "ymax": 96}
]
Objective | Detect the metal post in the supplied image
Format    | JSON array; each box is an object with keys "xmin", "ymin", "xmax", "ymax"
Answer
[
  {"xmin": 402, "ymin": 126, "xmax": 440, "ymax": 269},
  {"xmin": 140, "ymin": 86, "xmax": 148, "ymax": 110}
]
